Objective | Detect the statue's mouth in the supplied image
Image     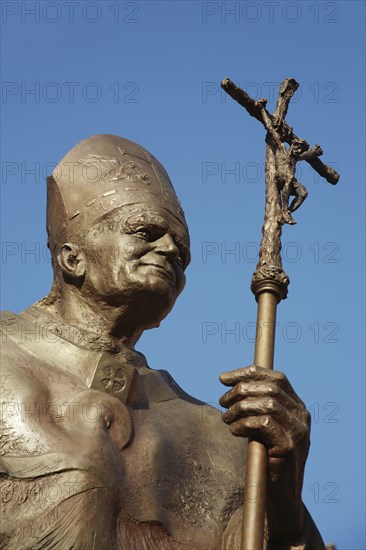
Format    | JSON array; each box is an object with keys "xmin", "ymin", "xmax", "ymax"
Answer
[{"xmin": 142, "ymin": 263, "xmax": 175, "ymax": 285}]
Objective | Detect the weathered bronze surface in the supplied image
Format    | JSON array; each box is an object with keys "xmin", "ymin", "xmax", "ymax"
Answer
[
  {"xmin": 1, "ymin": 134, "xmax": 326, "ymax": 548},
  {"xmin": 221, "ymin": 78, "xmax": 339, "ymax": 548}
]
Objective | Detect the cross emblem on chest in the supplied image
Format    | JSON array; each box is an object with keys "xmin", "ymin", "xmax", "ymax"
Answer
[{"xmin": 91, "ymin": 354, "xmax": 137, "ymax": 404}]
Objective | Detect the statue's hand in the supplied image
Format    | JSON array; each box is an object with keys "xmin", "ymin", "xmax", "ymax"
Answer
[
  {"xmin": 219, "ymin": 365, "xmax": 311, "ymax": 540},
  {"xmin": 219, "ymin": 365, "xmax": 310, "ymax": 458},
  {"xmin": 255, "ymin": 97, "xmax": 268, "ymax": 110},
  {"xmin": 313, "ymin": 144, "xmax": 323, "ymax": 156}
]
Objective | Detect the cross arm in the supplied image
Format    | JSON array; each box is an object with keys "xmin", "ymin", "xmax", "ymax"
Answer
[
  {"xmin": 221, "ymin": 78, "xmax": 340, "ymax": 185},
  {"xmin": 221, "ymin": 78, "xmax": 264, "ymax": 123}
]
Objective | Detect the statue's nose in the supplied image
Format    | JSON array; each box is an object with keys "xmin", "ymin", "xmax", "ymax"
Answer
[{"xmin": 153, "ymin": 233, "xmax": 179, "ymax": 261}]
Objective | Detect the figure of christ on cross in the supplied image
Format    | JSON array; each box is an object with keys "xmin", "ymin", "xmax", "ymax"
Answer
[
  {"xmin": 221, "ymin": 78, "xmax": 339, "ymax": 225},
  {"xmin": 255, "ymin": 97, "xmax": 324, "ymax": 224}
]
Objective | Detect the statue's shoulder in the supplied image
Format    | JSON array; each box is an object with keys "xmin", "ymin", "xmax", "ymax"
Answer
[
  {"xmin": 0, "ymin": 308, "xmax": 82, "ymax": 385},
  {"xmin": 0, "ymin": 311, "xmax": 55, "ymax": 475},
  {"xmin": 0, "ymin": 309, "xmax": 45, "ymax": 390},
  {"xmin": 0, "ymin": 309, "xmax": 80, "ymax": 447}
]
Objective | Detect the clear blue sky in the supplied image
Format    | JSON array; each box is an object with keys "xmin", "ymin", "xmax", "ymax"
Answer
[{"xmin": 1, "ymin": 1, "xmax": 365, "ymax": 547}]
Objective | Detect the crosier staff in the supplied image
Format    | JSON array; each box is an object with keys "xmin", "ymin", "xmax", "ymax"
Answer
[{"xmin": 221, "ymin": 77, "xmax": 340, "ymax": 549}]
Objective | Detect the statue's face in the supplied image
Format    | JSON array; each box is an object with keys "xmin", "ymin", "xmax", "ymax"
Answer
[
  {"xmin": 79, "ymin": 205, "xmax": 190, "ymax": 326},
  {"xmin": 292, "ymin": 140, "xmax": 308, "ymax": 156}
]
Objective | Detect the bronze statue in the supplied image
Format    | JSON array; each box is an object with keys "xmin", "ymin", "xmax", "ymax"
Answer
[{"xmin": 1, "ymin": 134, "xmax": 325, "ymax": 548}]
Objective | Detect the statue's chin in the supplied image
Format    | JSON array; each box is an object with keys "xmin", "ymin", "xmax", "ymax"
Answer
[
  {"xmin": 139, "ymin": 300, "xmax": 176, "ymax": 331},
  {"xmin": 100, "ymin": 289, "xmax": 178, "ymax": 336}
]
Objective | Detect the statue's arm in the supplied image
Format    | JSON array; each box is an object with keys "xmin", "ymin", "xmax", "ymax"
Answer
[
  {"xmin": 220, "ymin": 504, "xmax": 325, "ymax": 550},
  {"xmin": 259, "ymin": 106, "xmax": 285, "ymax": 150},
  {"xmin": 297, "ymin": 145, "xmax": 323, "ymax": 161},
  {"xmin": 218, "ymin": 365, "xmax": 326, "ymax": 549}
]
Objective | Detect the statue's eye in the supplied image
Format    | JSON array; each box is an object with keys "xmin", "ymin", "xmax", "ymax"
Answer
[{"xmin": 135, "ymin": 229, "xmax": 151, "ymax": 240}]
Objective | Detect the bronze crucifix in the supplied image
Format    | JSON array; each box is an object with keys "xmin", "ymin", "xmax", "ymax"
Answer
[{"xmin": 221, "ymin": 77, "xmax": 340, "ymax": 549}]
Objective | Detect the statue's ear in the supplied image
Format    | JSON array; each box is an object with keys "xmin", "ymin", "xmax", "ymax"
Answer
[{"xmin": 57, "ymin": 243, "xmax": 86, "ymax": 279}]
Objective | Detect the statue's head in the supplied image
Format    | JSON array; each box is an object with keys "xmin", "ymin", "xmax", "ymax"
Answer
[
  {"xmin": 291, "ymin": 137, "xmax": 309, "ymax": 156},
  {"xmin": 45, "ymin": 135, "xmax": 190, "ymax": 328}
]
